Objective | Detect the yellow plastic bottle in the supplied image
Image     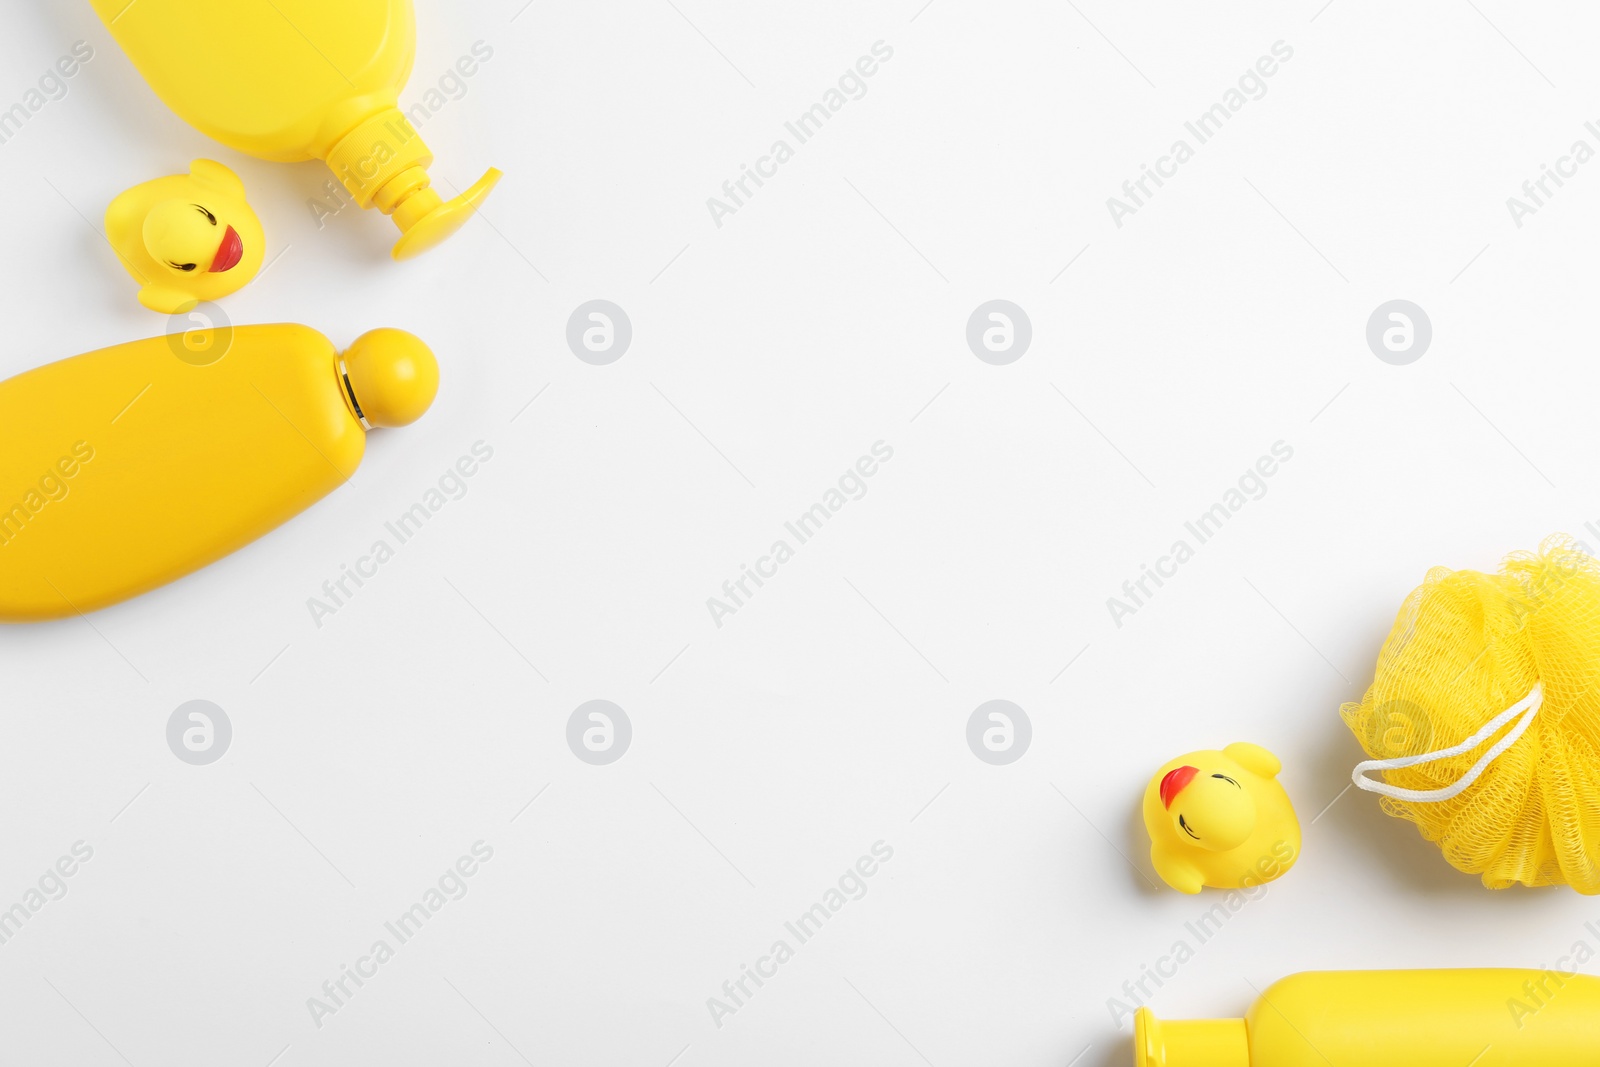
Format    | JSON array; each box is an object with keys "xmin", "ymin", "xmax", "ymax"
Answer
[
  {"xmin": 1137, "ymin": 969, "xmax": 1600, "ymax": 1066},
  {"xmin": 0, "ymin": 325, "xmax": 437, "ymax": 621},
  {"xmin": 88, "ymin": 0, "xmax": 501, "ymax": 260}
]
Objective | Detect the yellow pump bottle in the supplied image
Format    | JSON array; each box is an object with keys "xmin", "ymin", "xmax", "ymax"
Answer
[
  {"xmin": 0, "ymin": 325, "xmax": 437, "ymax": 621},
  {"xmin": 1137, "ymin": 969, "xmax": 1600, "ymax": 1066},
  {"xmin": 88, "ymin": 0, "xmax": 501, "ymax": 260}
]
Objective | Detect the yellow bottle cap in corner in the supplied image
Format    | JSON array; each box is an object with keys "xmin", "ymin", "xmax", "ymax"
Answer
[
  {"xmin": 1135, "ymin": 1008, "xmax": 1249, "ymax": 1067},
  {"xmin": 340, "ymin": 329, "xmax": 439, "ymax": 429}
]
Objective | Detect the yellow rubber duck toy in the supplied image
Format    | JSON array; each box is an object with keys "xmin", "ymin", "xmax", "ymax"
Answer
[
  {"xmin": 1141, "ymin": 742, "xmax": 1301, "ymax": 894},
  {"xmin": 105, "ymin": 159, "xmax": 265, "ymax": 314}
]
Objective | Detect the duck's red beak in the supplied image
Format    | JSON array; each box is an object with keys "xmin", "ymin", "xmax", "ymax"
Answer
[
  {"xmin": 1160, "ymin": 766, "xmax": 1199, "ymax": 809},
  {"xmin": 209, "ymin": 225, "xmax": 243, "ymax": 273}
]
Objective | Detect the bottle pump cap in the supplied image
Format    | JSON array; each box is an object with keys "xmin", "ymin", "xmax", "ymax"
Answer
[
  {"xmin": 340, "ymin": 329, "xmax": 438, "ymax": 428},
  {"xmin": 324, "ymin": 108, "xmax": 502, "ymax": 261},
  {"xmin": 1136, "ymin": 1008, "xmax": 1249, "ymax": 1067}
]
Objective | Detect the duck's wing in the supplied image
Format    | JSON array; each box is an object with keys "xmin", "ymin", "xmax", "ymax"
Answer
[
  {"xmin": 1150, "ymin": 843, "xmax": 1205, "ymax": 894},
  {"xmin": 190, "ymin": 159, "xmax": 247, "ymax": 198},
  {"xmin": 1223, "ymin": 741, "xmax": 1282, "ymax": 779}
]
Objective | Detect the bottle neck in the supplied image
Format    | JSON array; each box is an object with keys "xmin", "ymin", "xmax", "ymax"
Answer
[
  {"xmin": 334, "ymin": 357, "xmax": 371, "ymax": 431},
  {"xmin": 323, "ymin": 107, "xmax": 435, "ymax": 210},
  {"xmin": 1137, "ymin": 1009, "xmax": 1249, "ymax": 1067}
]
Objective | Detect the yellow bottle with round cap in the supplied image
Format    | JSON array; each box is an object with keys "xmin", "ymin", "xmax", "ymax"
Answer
[
  {"xmin": 0, "ymin": 325, "xmax": 436, "ymax": 621},
  {"xmin": 1137, "ymin": 969, "xmax": 1600, "ymax": 1066},
  {"xmin": 88, "ymin": 0, "xmax": 501, "ymax": 260}
]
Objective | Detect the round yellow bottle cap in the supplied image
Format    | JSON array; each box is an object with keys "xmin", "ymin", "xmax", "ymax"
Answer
[{"xmin": 341, "ymin": 328, "xmax": 439, "ymax": 428}]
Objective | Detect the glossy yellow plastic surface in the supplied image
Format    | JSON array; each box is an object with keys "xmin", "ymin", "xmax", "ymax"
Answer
[
  {"xmin": 1142, "ymin": 743, "xmax": 1300, "ymax": 893},
  {"xmin": 88, "ymin": 0, "xmax": 501, "ymax": 260},
  {"xmin": 106, "ymin": 159, "xmax": 265, "ymax": 313},
  {"xmin": 1137, "ymin": 969, "xmax": 1600, "ymax": 1066},
  {"xmin": 0, "ymin": 325, "xmax": 437, "ymax": 621}
]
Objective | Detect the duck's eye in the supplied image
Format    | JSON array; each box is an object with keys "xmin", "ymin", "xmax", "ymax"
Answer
[
  {"xmin": 192, "ymin": 204, "xmax": 217, "ymax": 226},
  {"xmin": 1178, "ymin": 814, "xmax": 1200, "ymax": 840},
  {"xmin": 168, "ymin": 262, "xmax": 198, "ymax": 272},
  {"xmin": 1212, "ymin": 774, "xmax": 1240, "ymax": 787}
]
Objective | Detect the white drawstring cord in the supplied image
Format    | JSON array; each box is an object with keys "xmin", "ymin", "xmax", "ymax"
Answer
[{"xmin": 1351, "ymin": 683, "xmax": 1543, "ymax": 803}]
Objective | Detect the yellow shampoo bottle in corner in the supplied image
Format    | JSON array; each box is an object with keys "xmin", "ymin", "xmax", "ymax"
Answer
[
  {"xmin": 88, "ymin": 0, "xmax": 501, "ymax": 260},
  {"xmin": 1137, "ymin": 969, "xmax": 1600, "ymax": 1066},
  {"xmin": 0, "ymin": 326, "xmax": 437, "ymax": 621}
]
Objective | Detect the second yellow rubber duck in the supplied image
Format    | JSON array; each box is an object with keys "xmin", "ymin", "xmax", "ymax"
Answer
[
  {"xmin": 105, "ymin": 159, "xmax": 264, "ymax": 314},
  {"xmin": 1141, "ymin": 742, "xmax": 1301, "ymax": 894}
]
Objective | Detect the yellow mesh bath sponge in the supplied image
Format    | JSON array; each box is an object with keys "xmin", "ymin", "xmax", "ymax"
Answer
[{"xmin": 1341, "ymin": 538, "xmax": 1600, "ymax": 892}]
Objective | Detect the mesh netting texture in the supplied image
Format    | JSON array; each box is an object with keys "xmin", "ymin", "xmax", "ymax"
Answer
[{"xmin": 1342, "ymin": 538, "xmax": 1600, "ymax": 892}]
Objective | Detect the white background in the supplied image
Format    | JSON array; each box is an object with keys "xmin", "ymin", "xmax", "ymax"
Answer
[{"xmin": 3, "ymin": 1, "xmax": 1600, "ymax": 1065}]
